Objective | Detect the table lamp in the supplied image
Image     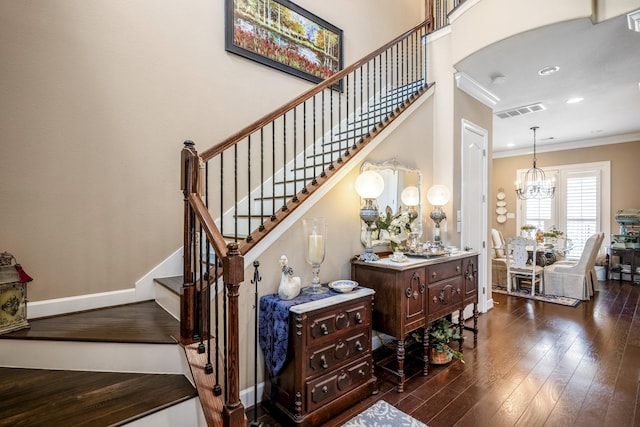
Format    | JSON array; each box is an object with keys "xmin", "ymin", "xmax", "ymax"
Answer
[
  {"xmin": 427, "ymin": 184, "xmax": 450, "ymax": 243},
  {"xmin": 356, "ymin": 170, "xmax": 385, "ymax": 262}
]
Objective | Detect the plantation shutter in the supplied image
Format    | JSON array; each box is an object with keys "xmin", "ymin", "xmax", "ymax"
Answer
[{"xmin": 565, "ymin": 171, "xmax": 599, "ymax": 259}]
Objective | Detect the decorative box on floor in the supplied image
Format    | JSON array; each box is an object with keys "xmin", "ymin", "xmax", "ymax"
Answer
[{"xmin": 0, "ymin": 252, "xmax": 33, "ymax": 335}]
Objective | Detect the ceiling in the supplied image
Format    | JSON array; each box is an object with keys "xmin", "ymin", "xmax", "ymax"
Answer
[{"xmin": 454, "ymin": 12, "xmax": 640, "ymax": 157}]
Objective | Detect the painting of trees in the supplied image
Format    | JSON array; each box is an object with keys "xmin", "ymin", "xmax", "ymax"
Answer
[{"xmin": 226, "ymin": 0, "xmax": 343, "ymax": 84}]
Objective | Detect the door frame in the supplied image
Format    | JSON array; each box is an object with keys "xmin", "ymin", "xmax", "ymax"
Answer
[{"xmin": 461, "ymin": 119, "xmax": 490, "ymax": 313}]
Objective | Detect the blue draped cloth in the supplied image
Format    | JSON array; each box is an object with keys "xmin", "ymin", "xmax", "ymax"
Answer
[{"xmin": 259, "ymin": 291, "xmax": 333, "ymax": 376}]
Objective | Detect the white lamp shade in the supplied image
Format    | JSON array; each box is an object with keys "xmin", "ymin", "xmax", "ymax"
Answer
[
  {"xmin": 427, "ymin": 184, "xmax": 450, "ymax": 206},
  {"xmin": 355, "ymin": 171, "xmax": 385, "ymax": 199},
  {"xmin": 401, "ymin": 186, "xmax": 420, "ymax": 206}
]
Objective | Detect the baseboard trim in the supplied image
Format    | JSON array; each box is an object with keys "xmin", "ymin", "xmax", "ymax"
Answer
[{"xmin": 28, "ymin": 288, "xmax": 137, "ymax": 319}]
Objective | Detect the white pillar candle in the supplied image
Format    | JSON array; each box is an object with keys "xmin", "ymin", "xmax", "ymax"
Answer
[{"xmin": 308, "ymin": 234, "xmax": 324, "ymax": 264}]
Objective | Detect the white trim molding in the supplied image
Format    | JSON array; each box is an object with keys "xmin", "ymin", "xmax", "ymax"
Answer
[
  {"xmin": 628, "ymin": 9, "xmax": 640, "ymax": 32},
  {"xmin": 455, "ymin": 71, "xmax": 500, "ymax": 108}
]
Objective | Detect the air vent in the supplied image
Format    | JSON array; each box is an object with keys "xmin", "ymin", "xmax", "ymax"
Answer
[{"xmin": 495, "ymin": 103, "xmax": 546, "ymax": 119}]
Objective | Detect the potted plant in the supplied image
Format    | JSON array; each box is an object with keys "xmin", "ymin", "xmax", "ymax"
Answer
[{"xmin": 427, "ymin": 318, "xmax": 464, "ymax": 364}]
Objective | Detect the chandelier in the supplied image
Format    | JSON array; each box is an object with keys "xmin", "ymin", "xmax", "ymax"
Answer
[{"xmin": 515, "ymin": 126, "xmax": 555, "ymax": 200}]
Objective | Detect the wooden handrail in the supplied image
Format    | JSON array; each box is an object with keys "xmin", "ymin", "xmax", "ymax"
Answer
[
  {"xmin": 200, "ymin": 19, "xmax": 431, "ymax": 162},
  {"xmin": 188, "ymin": 193, "xmax": 228, "ymax": 259}
]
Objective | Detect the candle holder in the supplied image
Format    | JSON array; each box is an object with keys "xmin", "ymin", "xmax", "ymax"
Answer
[{"xmin": 303, "ymin": 217, "xmax": 329, "ymax": 294}]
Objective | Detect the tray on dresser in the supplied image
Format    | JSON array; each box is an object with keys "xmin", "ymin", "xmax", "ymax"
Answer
[{"xmin": 404, "ymin": 251, "xmax": 449, "ymax": 259}]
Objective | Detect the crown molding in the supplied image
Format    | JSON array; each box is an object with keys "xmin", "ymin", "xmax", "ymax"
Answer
[
  {"xmin": 454, "ymin": 71, "xmax": 500, "ymax": 108},
  {"xmin": 628, "ymin": 9, "xmax": 640, "ymax": 32},
  {"xmin": 492, "ymin": 132, "xmax": 640, "ymax": 159}
]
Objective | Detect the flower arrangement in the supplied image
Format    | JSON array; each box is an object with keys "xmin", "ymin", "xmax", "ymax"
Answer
[
  {"xmin": 542, "ymin": 226, "xmax": 564, "ymax": 238},
  {"xmin": 520, "ymin": 224, "xmax": 536, "ymax": 231},
  {"xmin": 375, "ymin": 206, "xmax": 414, "ymax": 251}
]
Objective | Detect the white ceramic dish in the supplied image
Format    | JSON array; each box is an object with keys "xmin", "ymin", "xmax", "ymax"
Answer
[
  {"xmin": 497, "ymin": 214, "xmax": 507, "ymax": 223},
  {"xmin": 328, "ymin": 280, "xmax": 359, "ymax": 293}
]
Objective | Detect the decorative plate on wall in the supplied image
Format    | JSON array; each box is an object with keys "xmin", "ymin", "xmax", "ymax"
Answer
[
  {"xmin": 496, "ymin": 191, "xmax": 506, "ymax": 200},
  {"xmin": 497, "ymin": 214, "xmax": 507, "ymax": 224},
  {"xmin": 496, "ymin": 207, "xmax": 507, "ymax": 215},
  {"xmin": 496, "ymin": 201, "xmax": 507, "ymax": 207}
]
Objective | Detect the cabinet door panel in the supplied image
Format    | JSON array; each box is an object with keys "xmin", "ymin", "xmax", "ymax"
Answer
[{"xmin": 402, "ymin": 269, "xmax": 426, "ymax": 323}]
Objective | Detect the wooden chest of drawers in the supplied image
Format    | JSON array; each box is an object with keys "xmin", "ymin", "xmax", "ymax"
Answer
[
  {"xmin": 263, "ymin": 288, "xmax": 376, "ymax": 426},
  {"xmin": 351, "ymin": 252, "xmax": 478, "ymax": 391}
]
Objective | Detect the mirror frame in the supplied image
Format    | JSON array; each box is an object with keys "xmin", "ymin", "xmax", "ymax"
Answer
[{"xmin": 359, "ymin": 159, "xmax": 422, "ymax": 250}]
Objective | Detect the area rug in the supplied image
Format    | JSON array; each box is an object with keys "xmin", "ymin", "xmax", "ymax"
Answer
[
  {"xmin": 492, "ymin": 286, "xmax": 581, "ymax": 307},
  {"xmin": 342, "ymin": 400, "xmax": 428, "ymax": 427}
]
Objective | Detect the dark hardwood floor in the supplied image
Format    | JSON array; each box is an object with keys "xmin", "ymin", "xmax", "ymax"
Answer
[
  {"xmin": 0, "ymin": 300, "xmax": 180, "ymax": 344},
  {"xmin": 255, "ymin": 280, "xmax": 640, "ymax": 427},
  {"xmin": 0, "ymin": 300, "xmax": 196, "ymax": 426}
]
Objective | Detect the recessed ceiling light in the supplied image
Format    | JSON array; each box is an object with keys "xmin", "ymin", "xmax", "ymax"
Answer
[
  {"xmin": 567, "ymin": 97, "xmax": 584, "ymax": 104},
  {"xmin": 538, "ymin": 66, "xmax": 559, "ymax": 76},
  {"xmin": 506, "ymin": 143, "xmax": 515, "ymax": 147},
  {"xmin": 491, "ymin": 74, "xmax": 506, "ymax": 85}
]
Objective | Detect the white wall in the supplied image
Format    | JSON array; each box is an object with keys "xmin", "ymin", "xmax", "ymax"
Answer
[{"xmin": 0, "ymin": 0, "xmax": 423, "ymax": 301}]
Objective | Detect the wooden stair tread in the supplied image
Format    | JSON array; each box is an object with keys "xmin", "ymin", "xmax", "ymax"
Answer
[
  {"xmin": 0, "ymin": 367, "xmax": 197, "ymax": 426},
  {"xmin": 0, "ymin": 300, "xmax": 179, "ymax": 344},
  {"xmin": 154, "ymin": 275, "xmax": 183, "ymax": 295}
]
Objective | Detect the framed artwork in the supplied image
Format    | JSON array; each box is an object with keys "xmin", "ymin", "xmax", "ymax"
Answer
[{"xmin": 225, "ymin": 0, "xmax": 343, "ymax": 86}]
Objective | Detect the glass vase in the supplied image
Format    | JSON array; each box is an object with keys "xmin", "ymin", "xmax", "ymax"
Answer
[{"xmin": 303, "ymin": 217, "xmax": 328, "ymax": 294}]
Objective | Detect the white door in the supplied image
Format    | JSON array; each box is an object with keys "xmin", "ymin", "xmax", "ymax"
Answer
[{"xmin": 461, "ymin": 120, "xmax": 489, "ymax": 313}]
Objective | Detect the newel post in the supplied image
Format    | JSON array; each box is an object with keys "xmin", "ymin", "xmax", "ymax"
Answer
[
  {"xmin": 223, "ymin": 242, "xmax": 246, "ymax": 426},
  {"xmin": 181, "ymin": 140, "xmax": 198, "ymax": 343}
]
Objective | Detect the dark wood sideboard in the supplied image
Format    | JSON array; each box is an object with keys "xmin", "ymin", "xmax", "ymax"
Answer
[
  {"xmin": 263, "ymin": 288, "xmax": 376, "ymax": 426},
  {"xmin": 351, "ymin": 252, "xmax": 479, "ymax": 392}
]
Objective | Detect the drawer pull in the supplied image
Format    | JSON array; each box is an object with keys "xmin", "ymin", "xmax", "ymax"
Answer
[
  {"xmin": 355, "ymin": 312, "xmax": 362, "ymax": 324},
  {"xmin": 358, "ymin": 369, "xmax": 365, "ymax": 376},
  {"xmin": 431, "ymin": 271, "xmax": 437, "ymax": 279},
  {"xmin": 321, "ymin": 324, "xmax": 328, "ymax": 335},
  {"xmin": 356, "ymin": 341, "xmax": 363, "ymax": 352},
  {"xmin": 322, "ymin": 386, "xmax": 328, "ymax": 394},
  {"xmin": 320, "ymin": 355, "xmax": 328, "ymax": 369},
  {"xmin": 456, "ymin": 265, "xmax": 461, "ymax": 272}
]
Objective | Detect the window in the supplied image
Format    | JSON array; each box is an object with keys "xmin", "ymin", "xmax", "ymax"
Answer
[{"xmin": 518, "ymin": 162, "xmax": 610, "ymax": 260}]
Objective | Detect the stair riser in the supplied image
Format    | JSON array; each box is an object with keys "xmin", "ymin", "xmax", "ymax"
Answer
[{"xmin": 0, "ymin": 340, "xmax": 185, "ymax": 374}]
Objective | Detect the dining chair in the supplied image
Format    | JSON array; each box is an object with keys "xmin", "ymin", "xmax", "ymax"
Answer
[
  {"xmin": 491, "ymin": 228, "xmax": 508, "ymax": 287},
  {"xmin": 543, "ymin": 232, "xmax": 604, "ymax": 300},
  {"xmin": 505, "ymin": 236, "xmax": 544, "ymax": 295}
]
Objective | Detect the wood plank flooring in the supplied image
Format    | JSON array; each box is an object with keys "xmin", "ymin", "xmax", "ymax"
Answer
[
  {"xmin": 0, "ymin": 300, "xmax": 196, "ymax": 426},
  {"xmin": 0, "ymin": 300, "xmax": 179, "ymax": 344},
  {"xmin": 255, "ymin": 280, "xmax": 640, "ymax": 427},
  {"xmin": 0, "ymin": 368, "xmax": 196, "ymax": 426}
]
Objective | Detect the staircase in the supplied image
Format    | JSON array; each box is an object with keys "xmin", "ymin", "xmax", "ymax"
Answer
[
  {"xmin": 0, "ymin": 299, "xmax": 202, "ymax": 426},
  {"xmin": 180, "ymin": 18, "xmax": 435, "ymax": 427}
]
